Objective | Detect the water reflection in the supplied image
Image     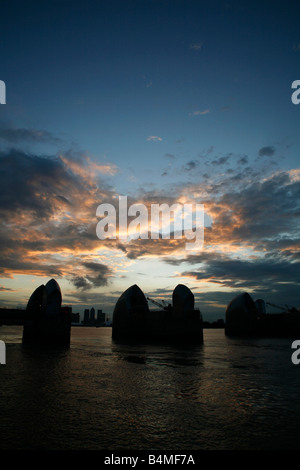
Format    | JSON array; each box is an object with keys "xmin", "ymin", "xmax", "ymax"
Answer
[
  {"xmin": 1, "ymin": 327, "xmax": 300, "ymax": 450},
  {"xmin": 112, "ymin": 340, "xmax": 204, "ymax": 368}
]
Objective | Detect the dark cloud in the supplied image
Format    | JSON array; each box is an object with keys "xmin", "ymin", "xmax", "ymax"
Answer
[
  {"xmin": 184, "ymin": 160, "xmax": 198, "ymax": 171},
  {"xmin": 0, "ymin": 127, "xmax": 63, "ymax": 145},
  {"xmin": 166, "ymin": 248, "xmax": 300, "ymax": 312},
  {"xmin": 124, "ymin": 239, "xmax": 186, "ymax": 260},
  {"xmin": 0, "ymin": 147, "xmax": 116, "ymax": 292},
  {"xmin": 258, "ymin": 146, "xmax": 276, "ymax": 157},
  {"xmin": 0, "ymin": 148, "xmax": 116, "ymax": 220},
  {"xmin": 72, "ymin": 276, "xmax": 93, "ymax": 290},
  {"xmin": 0, "ymin": 149, "xmax": 76, "ymax": 218},
  {"xmin": 0, "ymin": 251, "xmax": 64, "ymax": 279},
  {"xmin": 211, "ymin": 155, "xmax": 230, "ymax": 166},
  {"xmin": 82, "ymin": 261, "xmax": 112, "ymax": 284},
  {"xmin": 181, "ymin": 257, "xmax": 300, "ymax": 289},
  {"xmin": 219, "ymin": 171, "xmax": 300, "ymax": 241},
  {"xmin": 70, "ymin": 262, "xmax": 113, "ymax": 291},
  {"xmin": 237, "ymin": 156, "xmax": 248, "ymax": 165}
]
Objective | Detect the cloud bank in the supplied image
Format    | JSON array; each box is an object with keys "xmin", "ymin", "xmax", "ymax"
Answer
[{"xmin": 0, "ymin": 127, "xmax": 299, "ymax": 313}]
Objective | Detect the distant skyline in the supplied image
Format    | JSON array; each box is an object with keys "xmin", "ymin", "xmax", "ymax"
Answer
[{"xmin": 0, "ymin": 0, "xmax": 300, "ymax": 321}]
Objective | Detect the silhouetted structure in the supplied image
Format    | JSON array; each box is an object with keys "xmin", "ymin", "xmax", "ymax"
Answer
[
  {"xmin": 225, "ymin": 292, "xmax": 300, "ymax": 337},
  {"xmin": 172, "ymin": 284, "xmax": 195, "ymax": 317},
  {"xmin": 112, "ymin": 284, "xmax": 203, "ymax": 343},
  {"xmin": 97, "ymin": 309, "xmax": 105, "ymax": 325},
  {"xmin": 225, "ymin": 292, "xmax": 258, "ymax": 336},
  {"xmin": 90, "ymin": 307, "xmax": 95, "ymax": 323},
  {"xmin": 112, "ymin": 284, "xmax": 149, "ymax": 339},
  {"xmin": 84, "ymin": 309, "xmax": 90, "ymax": 323},
  {"xmin": 22, "ymin": 279, "xmax": 71, "ymax": 346},
  {"xmin": 71, "ymin": 312, "xmax": 80, "ymax": 324}
]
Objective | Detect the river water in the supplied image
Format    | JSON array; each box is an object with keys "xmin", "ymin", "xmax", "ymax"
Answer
[{"xmin": 1, "ymin": 326, "xmax": 300, "ymax": 451}]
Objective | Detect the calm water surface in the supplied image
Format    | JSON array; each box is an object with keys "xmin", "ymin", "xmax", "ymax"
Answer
[{"xmin": 1, "ymin": 326, "xmax": 299, "ymax": 450}]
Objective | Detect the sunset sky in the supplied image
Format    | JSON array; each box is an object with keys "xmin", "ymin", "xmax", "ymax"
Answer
[{"xmin": 0, "ymin": 0, "xmax": 299, "ymax": 321}]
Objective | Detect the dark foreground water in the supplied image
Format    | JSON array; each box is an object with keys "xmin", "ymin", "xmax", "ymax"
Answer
[{"xmin": 1, "ymin": 326, "xmax": 300, "ymax": 451}]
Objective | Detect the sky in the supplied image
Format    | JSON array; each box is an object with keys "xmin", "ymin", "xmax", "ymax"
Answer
[{"xmin": 0, "ymin": 0, "xmax": 299, "ymax": 321}]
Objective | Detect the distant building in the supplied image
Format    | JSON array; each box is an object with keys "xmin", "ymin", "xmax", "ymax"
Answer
[
  {"xmin": 83, "ymin": 309, "xmax": 90, "ymax": 323},
  {"xmin": 97, "ymin": 309, "xmax": 105, "ymax": 325},
  {"xmin": 90, "ymin": 307, "xmax": 95, "ymax": 323},
  {"xmin": 71, "ymin": 312, "xmax": 80, "ymax": 324},
  {"xmin": 81, "ymin": 307, "xmax": 108, "ymax": 326}
]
